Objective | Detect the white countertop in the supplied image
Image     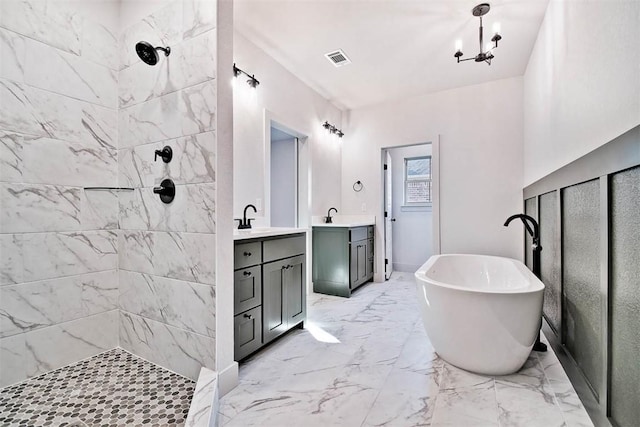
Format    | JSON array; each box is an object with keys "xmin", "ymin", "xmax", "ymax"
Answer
[
  {"xmin": 311, "ymin": 214, "xmax": 375, "ymax": 228},
  {"xmin": 233, "ymin": 227, "xmax": 308, "ymax": 241},
  {"xmin": 312, "ymin": 221, "xmax": 375, "ymax": 228}
]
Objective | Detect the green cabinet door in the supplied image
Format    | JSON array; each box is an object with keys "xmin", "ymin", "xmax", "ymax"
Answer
[
  {"xmin": 284, "ymin": 255, "xmax": 306, "ymax": 327},
  {"xmin": 262, "ymin": 258, "xmax": 288, "ymax": 344}
]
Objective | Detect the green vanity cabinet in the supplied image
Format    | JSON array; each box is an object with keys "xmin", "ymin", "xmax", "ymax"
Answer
[
  {"xmin": 234, "ymin": 233, "xmax": 306, "ymax": 361},
  {"xmin": 313, "ymin": 225, "xmax": 374, "ymax": 297}
]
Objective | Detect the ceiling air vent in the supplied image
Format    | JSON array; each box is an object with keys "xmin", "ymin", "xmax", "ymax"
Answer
[{"xmin": 325, "ymin": 49, "xmax": 351, "ymax": 67}]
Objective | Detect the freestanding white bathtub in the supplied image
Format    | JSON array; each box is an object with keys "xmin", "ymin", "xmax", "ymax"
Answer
[{"xmin": 415, "ymin": 254, "xmax": 544, "ymax": 375}]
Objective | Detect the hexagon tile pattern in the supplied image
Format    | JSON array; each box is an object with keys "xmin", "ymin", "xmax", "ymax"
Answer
[{"xmin": 0, "ymin": 348, "xmax": 195, "ymax": 426}]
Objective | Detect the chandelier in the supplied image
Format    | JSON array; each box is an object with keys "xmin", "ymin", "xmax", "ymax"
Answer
[{"xmin": 454, "ymin": 3, "xmax": 502, "ymax": 65}]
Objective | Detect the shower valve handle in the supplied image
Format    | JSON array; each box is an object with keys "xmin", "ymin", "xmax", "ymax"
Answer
[
  {"xmin": 154, "ymin": 146, "xmax": 173, "ymax": 163},
  {"xmin": 153, "ymin": 179, "xmax": 175, "ymax": 204}
]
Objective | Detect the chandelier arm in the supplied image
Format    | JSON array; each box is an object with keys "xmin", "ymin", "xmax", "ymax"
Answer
[{"xmin": 479, "ymin": 16, "xmax": 484, "ymax": 54}]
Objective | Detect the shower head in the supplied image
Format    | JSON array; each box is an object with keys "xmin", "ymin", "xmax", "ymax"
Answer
[{"xmin": 135, "ymin": 41, "xmax": 171, "ymax": 66}]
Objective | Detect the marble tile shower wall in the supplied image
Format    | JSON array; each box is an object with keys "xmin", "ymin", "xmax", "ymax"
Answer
[
  {"xmin": 0, "ymin": 0, "xmax": 119, "ymax": 387},
  {"xmin": 0, "ymin": 0, "xmax": 219, "ymax": 386},
  {"xmin": 116, "ymin": 0, "xmax": 218, "ymax": 381}
]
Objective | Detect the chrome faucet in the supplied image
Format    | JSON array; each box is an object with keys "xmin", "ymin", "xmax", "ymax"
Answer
[
  {"xmin": 236, "ymin": 204, "xmax": 257, "ymax": 229},
  {"xmin": 504, "ymin": 213, "xmax": 547, "ymax": 352},
  {"xmin": 325, "ymin": 207, "xmax": 338, "ymax": 223}
]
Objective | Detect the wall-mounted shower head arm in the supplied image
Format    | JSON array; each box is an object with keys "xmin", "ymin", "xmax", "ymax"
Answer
[{"xmin": 155, "ymin": 46, "xmax": 171, "ymax": 57}]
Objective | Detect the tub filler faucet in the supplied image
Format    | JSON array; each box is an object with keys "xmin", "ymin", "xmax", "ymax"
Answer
[{"xmin": 504, "ymin": 213, "xmax": 547, "ymax": 352}]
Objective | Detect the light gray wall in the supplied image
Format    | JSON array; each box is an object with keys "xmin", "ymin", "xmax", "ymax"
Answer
[
  {"xmin": 389, "ymin": 145, "xmax": 432, "ymax": 272},
  {"xmin": 523, "ymin": 1, "xmax": 640, "ymax": 185},
  {"xmin": 270, "ymin": 136, "xmax": 297, "ymax": 227},
  {"xmin": 0, "ymin": 0, "xmax": 120, "ymax": 387},
  {"xmin": 117, "ymin": 0, "xmax": 218, "ymax": 380},
  {"xmin": 342, "ymin": 77, "xmax": 525, "ymax": 282},
  {"xmin": 233, "ymin": 32, "xmax": 343, "ymax": 221}
]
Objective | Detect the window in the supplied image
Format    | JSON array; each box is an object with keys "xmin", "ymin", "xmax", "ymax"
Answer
[{"xmin": 404, "ymin": 156, "xmax": 432, "ymax": 205}]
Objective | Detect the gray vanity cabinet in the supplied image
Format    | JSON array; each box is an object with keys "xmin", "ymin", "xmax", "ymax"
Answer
[
  {"xmin": 234, "ymin": 233, "xmax": 306, "ymax": 361},
  {"xmin": 313, "ymin": 225, "xmax": 374, "ymax": 297}
]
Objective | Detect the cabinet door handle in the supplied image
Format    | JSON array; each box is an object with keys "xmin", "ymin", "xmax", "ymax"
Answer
[
  {"xmin": 243, "ymin": 313, "xmax": 253, "ymax": 320},
  {"xmin": 243, "ymin": 271, "xmax": 251, "ymax": 276},
  {"xmin": 243, "ymin": 251, "xmax": 252, "ymax": 257}
]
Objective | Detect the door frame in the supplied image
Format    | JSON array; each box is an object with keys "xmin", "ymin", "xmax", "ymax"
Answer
[
  {"xmin": 262, "ymin": 109, "xmax": 313, "ymax": 294},
  {"xmin": 264, "ymin": 111, "xmax": 308, "ymax": 228},
  {"xmin": 384, "ymin": 150, "xmax": 393, "ymax": 280},
  {"xmin": 380, "ymin": 138, "xmax": 441, "ymax": 278}
]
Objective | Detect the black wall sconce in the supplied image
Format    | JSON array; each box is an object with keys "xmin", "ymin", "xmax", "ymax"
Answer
[
  {"xmin": 322, "ymin": 121, "xmax": 344, "ymax": 138},
  {"xmin": 233, "ymin": 63, "xmax": 260, "ymax": 88}
]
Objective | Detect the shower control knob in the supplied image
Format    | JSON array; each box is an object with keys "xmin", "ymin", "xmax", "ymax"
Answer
[
  {"xmin": 154, "ymin": 146, "xmax": 173, "ymax": 163},
  {"xmin": 153, "ymin": 179, "xmax": 175, "ymax": 204}
]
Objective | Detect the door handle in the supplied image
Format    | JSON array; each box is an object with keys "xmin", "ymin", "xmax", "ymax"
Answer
[
  {"xmin": 243, "ymin": 271, "xmax": 251, "ymax": 276},
  {"xmin": 243, "ymin": 313, "xmax": 253, "ymax": 320},
  {"xmin": 390, "ymin": 218, "xmax": 396, "ymax": 222},
  {"xmin": 243, "ymin": 251, "xmax": 252, "ymax": 257}
]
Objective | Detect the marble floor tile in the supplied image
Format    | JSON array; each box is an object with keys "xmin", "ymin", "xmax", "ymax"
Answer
[
  {"xmin": 430, "ymin": 380, "xmax": 499, "ymax": 426},
  {"xmin": 221, "ymin": 273, "xmax": 592, "ymax": 427},
  {"xmin": 362, "ymin": 367, "xmax": 441, "ymax": 426},
  {"xmin": 496, "ymin": 380, "xmax": 566, "ymax": 427}
]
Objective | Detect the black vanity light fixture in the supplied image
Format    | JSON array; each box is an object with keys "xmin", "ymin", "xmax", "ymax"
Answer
[
  {"xmin": 454, "ymin": 3, "xmax": 502, "ymax": 66},
  {"xmin": 322, "ymin": 121, "xmax": 344, "ymax": 138},
  {"xmin": 233, "ymin": 63, "xmax": 260, "ymax": 88}
]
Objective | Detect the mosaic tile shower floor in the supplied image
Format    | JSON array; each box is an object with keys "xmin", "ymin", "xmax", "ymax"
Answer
[{"xmin": 0, "ymin": 348, "xmax": 195, "ymax": 426}]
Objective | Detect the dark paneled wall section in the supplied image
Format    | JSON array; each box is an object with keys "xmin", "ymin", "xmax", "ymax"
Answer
[{"xmin": 523, "ymin": 127, "xmax": 639, "ymax": 427}]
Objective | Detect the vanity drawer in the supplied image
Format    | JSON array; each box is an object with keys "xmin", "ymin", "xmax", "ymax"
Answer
[
  {"xmin": 234, "ymin": 306, "xmax": 262, "ymax": 361},
  {"xmin": 234, "ymin": 266, "xmax": 262, "ymax": 315},
  {"xmin": 349, "ymin": 227, "xmax": 367, "ymax": 243},
  {"xmin": 234, "ymin": 241, "xmax": 262, "ymax": 269},
  {"xmin": 263, "ymin": 234, "xmax": 305, "ymax": 263}
]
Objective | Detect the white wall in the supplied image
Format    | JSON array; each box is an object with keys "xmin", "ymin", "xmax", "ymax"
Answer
[
  {"xmin": 270, "ymin": 137, "xmax": 297, "ymax": 227},
  {"xmin": 389, "ymin": 144, "xmax": 433, "ymax": 272},
  {"xmin": 342, "ymin": 77, "xmax": 525, "ymax": 281},
  {"xmin": 233, "ymin": 31, "xmax": 343, "ymax": 222},
  {"xmin": 119, "ymin": 0, "xmax": 174, "ymax": 31},
  {"xmin": 523, "ymin": 0, "xmax": 640, "ymax": 185}
]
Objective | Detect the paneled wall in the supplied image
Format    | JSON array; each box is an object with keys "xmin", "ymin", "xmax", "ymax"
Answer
[
  {"xmin": 561, "ymin": 179, "xmax": 602, "ymax": 398},
  {"xmin": 116, "ymin": 0, "xmax": 218, "ymax": 380},
  {"xmin": 0, "ymin": 0, "xmax": 119, "ymax": 387},
  {"xmin": 524, "ymin": 127, "xmax": 640, "ymax": 425},
  {"xmin": 539, "ymin": 191, "xmax": 561, "ymax": 333},
  {"xmin": 609, "ymin": 167, "xmax": 640, "ymax": 427}
]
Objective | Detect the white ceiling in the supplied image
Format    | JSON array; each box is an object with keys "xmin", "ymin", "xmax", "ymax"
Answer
[{"xmin": 234, "ymin": 0, "xmax": 549, "ymax": 110}]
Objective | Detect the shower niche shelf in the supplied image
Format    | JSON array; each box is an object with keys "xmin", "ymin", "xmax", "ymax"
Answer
[{"xmin": 84, "ymin": 187, "xmax": 134, "ymax": 191}]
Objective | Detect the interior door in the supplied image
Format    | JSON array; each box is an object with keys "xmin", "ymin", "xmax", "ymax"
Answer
[{"xmin": 384, "ymin": 151, "xmax": 393, "ymax": 279}]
